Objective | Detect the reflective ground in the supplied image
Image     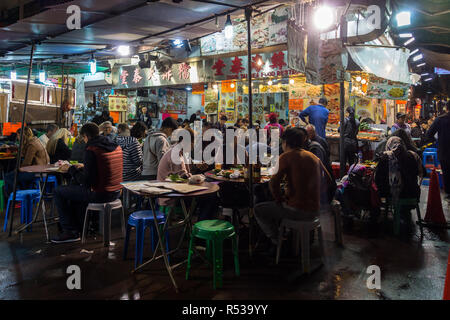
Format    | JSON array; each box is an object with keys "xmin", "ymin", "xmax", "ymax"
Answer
[{"xmin": 0, "ymin": 186, "xmax": 449, "ymax": 300}]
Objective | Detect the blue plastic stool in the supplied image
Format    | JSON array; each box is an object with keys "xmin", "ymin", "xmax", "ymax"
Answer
[
  {"xmin": 423, "ymin": 151, "xmax": 439, "ymax": 168},
  {"xmin": 424, "ymin": 148, "xmax": 437, "ymax": 153},
  {"xmin": 123, "ymin": 210, "xmax": 170, "ymax": 268},
  {"xmin": 3, "ymin": 189, "xmax": 40, "ymax": 232},
  {"xmin": 34, "ymin": 175, "xmax": 58, "ymax": 194}
]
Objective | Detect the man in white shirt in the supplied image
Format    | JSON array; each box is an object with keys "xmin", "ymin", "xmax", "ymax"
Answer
[{"xmin": 39, "ymin": 124, "xmax": 59, "ymax": 147}]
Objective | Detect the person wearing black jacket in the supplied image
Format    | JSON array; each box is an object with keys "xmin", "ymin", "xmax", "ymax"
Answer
[
  {"xmin": 340, "ymin": 107, "xmax": 360, "ymax": 166},
  {"xmin": 92, "ymin": 110, "xmax": 114, "ymax": 126},
  {"xmin": 426, "ymin": 106, "xmax": 450, "ymax": 201},
  {"xmin": 51, "ymin": 122, "xmax": 123, "ymax": 243}
]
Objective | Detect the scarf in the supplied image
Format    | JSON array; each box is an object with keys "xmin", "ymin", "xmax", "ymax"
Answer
[{"xmin": 383, "ymin": 136, "xmax": 405, "ymax": 201}]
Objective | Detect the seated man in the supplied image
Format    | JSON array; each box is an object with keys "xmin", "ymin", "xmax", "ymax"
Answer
[
  {"xmin": 51, "ymin": 123, "xmax": 123, "ymax": 243},
  {"xmin": 254, "ymin": 127, "xmax": 321, "ymax": 249}
]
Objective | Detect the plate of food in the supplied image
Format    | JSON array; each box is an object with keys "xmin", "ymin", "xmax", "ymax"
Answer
[{"xmin": 167, "ymin": 174, "xmax": 188, "ymax": 183}]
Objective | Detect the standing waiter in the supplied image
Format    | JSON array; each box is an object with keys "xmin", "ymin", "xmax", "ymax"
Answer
[
  {"xmin": 426, "ymin": 103, "xmax": 450, "ymax": 202},
  {"xmin": 340, "ymin": 107, "xmax": 360, "ymax": 167}
]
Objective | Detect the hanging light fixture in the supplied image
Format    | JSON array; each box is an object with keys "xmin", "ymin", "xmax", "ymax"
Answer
[
  {"xmin": 224, "ymin": 15, "xmax": 233, "ymax": 39},
  {"xmin": 39, "ymin": 65, "xmax": 46, "ymax": 82},
  {"xmin": 289, "ymin": 78, "xmax": 295, "ymax": 84},
  {"xmin": 89, "ymin": 54, "xmax": 97, "ymax": 75},
  {"xmin": 355, "ymin": 76, "xmax": 362, "ymax": 82},
  {"xmin": 361, "ymin": 79, "xmax": 367, "ymax": 85},
  {"xmin": 10, "ymin": 65, "xmax": 17, "ymax": 80}
]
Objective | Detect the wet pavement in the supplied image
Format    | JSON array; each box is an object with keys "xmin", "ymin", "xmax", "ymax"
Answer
[{"xmin": 0, "ymin": 186, "xmax": 449, "ymax": 300}]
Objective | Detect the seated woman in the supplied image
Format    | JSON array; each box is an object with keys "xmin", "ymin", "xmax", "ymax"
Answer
[
  {"xmin": 46, "ymin": 128, "xmax": 72, "ymax": 163},
  {"xmin": 5, "ymin": 127, "xmax": 50, "ymax": 196},
  {"xmin": 375, "ymin": 136, "xmax": 421, "ymax": 234},
  {"xmin": 157, "ymin": 127, "xmax": 217, "ymax": 220},
  {"xmin": 70, "ymin": 135, "xmax": 86, "ymax": 163},
  {"xmin": 115, "ymin": 121, "xmax": 146, "ymax": 181}
]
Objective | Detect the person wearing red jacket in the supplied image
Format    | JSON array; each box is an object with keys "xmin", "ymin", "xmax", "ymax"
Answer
[{"xmin": 51, "ymin": 122, "xmax": 123, "ymax": 243}]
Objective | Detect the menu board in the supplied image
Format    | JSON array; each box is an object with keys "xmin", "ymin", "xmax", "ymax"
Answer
[
  {"xmin": 200, "ymin": 7, "xmax": 288, "ymax": 55},
  {"xmin": 159, "ymin": 89, "xmax": 187, "ymax": 114},
  {"xmin": 108, "ymin": 95, "xmax": 127, "ymax": 112},
  {"xmin": 204, "ymin": 89, "xmax": 218, "ymax": 114},
  {"xmin": 366, "ymin": 76, "xmax": 409, "ymax": 100}
]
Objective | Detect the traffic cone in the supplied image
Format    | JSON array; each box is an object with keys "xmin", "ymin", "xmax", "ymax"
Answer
[
  {"xmin": 424, "ymin": 168, "xmax": 447, "ymax": 226},
  {"xmin": 444, "ymin": 250, "xmax": 450, "ymax": 300}
]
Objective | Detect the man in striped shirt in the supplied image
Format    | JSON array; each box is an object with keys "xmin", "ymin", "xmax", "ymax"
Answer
[{"xmin": 115, "ymin": 121, "xmax": 147, "ymax": 181}]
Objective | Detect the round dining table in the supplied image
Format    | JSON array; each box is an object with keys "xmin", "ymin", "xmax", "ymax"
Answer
[
  {"xmin": 14, "ymin": 164, "xmax": 69, "ymax": 241},
  {"xmin": 122, "ymin": 180, "xmax": 219, "ymax": 293}
]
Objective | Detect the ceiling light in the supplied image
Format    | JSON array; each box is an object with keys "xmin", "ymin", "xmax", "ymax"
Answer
[
  {"xmin": 416, "ymin": 62, "xmax": 426, "ymax": 67},
  {"xmin": 313, "ymin": 6, "xmax": 334, "ymax": 30},
  {"xmin": 117, "ymin": 45, "xmax": 130, "ymax": 56},
  {"xmin": 421, "ymin": 73, "xmax": 429, "ymax": 77},
  {"xmin": 424, "ymin": 78, "xmax": 432, "ymax": 82},
  {"xmin": 412, "ymin": 54, "xmax": 423, "ymax": 61},
  {"xmin": 89, "ymin": 55, "xmax": 96, "ymax": 75},
  {"xmin": 10, "ymin": 65, "xmax": 16, "ymax": 80},
  {"xmin": 409, "ymin": 49, "xmax": 419, "ymax": 56},
  {"xmin": 172, "ymin": 39, "xmax": 183, "ymax": 48},
  {"xmin": 289, "ymin": 79, "xmax": 294, "ymax": 84},
  {"xmin": 355, "ymin": 76, "xmax": 362, "ymax": 82},
  {"xmin": 403, "ymin": 37, "xmax": 415, "ymax": 46},
  {"xmin": 39, "ymin": 66, "xmax": 46, "ymax": 83},
  {"xmin": 224, "ymin": 15, "xmax": 233, "ymax": 39},
  {"xmin": 361, "ymin": 79, "xmax": 367, "ymax": 84},
  {"xmin": 396, "ymin": 11, "xmax": 411, "ymax": 27},
  {"xmin": 399, "ymin": 33, "xmax": 413, "ymax": 38}
]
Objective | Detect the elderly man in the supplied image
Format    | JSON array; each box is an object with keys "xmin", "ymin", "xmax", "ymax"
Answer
[
  {"xmin": 305, "ymin": 124, "xmax": 330, "ymax": 160},
  {"xmin": 391, "ymin": 113, "xmax": 411, "ymax": 136},
  {"xmin": 99, "ymin": 121, "xmax": 115, "ymax": 139}
]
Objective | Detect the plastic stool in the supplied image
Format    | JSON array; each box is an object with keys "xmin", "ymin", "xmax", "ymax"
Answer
[
  {"xmin": 34, "ymin": 175, "xmax": 58, "ymax": 194},
  {"xmin": 123, "ymin": 210, "xmax": 169, "ymax": 268},
  {"xmin": 186, "ymin": 220, "xmax": 239, "ymax": 289},
  {"xmin": 424, "ymin": 148, "xmax": 437, "ymax": 153},
  {"xmin": 3, "ymin": 189, "xmax": 40, "ymax": 232},
  {"xmin": 393, "ymin": 198, "xmax": 423, "ymax": 237},
  {"xmin": 81, "ymin": 199, "xmax": 125, "ymax": 247},
  {"xmin": 276, "ymin": 218, "xmax": 324, "ymax": 274},
  {"xmin": 0, "ymin": 180, "xmax": 5, "ymax": 213},
  {"xmin": 423, "ymin": 151, "xmax": 439, "ymax": 168}
]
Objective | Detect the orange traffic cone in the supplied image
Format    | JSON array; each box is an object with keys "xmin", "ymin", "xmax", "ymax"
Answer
[
  {"xmin": 424, "ymin": 168, "xmax": 447, "ymax": 226},
  {"xmin": 444, "ymin": 250, "xmax": 450, "ymax": 300}
]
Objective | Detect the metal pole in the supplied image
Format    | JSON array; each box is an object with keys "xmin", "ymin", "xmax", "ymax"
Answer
[
  {"xmin": 339, "ymin": 14, "xmax": 347, "ymax": 178},
  {"xmin": 245, "ymin": 6, "xmax": 255, "ymax": 256},
  {"xmin": 8, "ymin": 44, "xmax": 35, "ymax": 236},
  {"xmin": 60, "ymin": 63, "xmax": 64, "ymax": 127}
]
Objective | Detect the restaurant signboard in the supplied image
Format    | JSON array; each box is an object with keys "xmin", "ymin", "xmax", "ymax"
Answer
[{"xmin": 112, "ymin": 50, "xmax": 301, "ymax": 89}]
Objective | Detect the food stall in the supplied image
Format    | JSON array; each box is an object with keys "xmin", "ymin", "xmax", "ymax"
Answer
[{"xmin": 325, "ymin": 72, "xmax": 412, "ymax": 161}]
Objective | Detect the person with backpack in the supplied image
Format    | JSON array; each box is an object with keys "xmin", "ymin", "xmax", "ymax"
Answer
[{"xmin": 141, "ymin": 117, "xmax": 178, "ymax": 180}]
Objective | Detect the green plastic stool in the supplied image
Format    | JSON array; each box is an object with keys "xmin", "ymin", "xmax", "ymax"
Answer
[
  {"xmin": 186, "ymin": 220, "xmax": 239, "ymax": 289},
  {"xmin": 0, "ymin": 180, "xmax": 4, "ymax": 213}
]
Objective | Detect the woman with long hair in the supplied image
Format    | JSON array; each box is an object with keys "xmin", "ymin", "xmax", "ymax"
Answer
[
  {"xmin": 46, "ymin": 128, "xmax": 72, "ymax": 163},
  {"xmin": 5, "ymin": 127, "xmax": 50, "ymax": 196}
]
